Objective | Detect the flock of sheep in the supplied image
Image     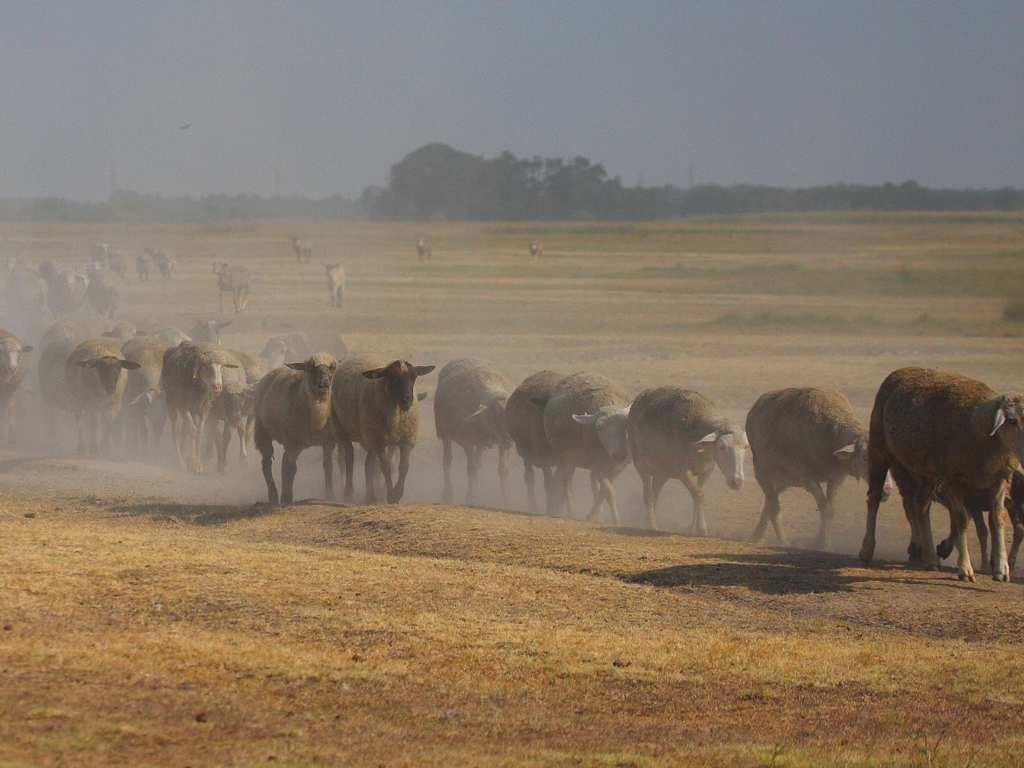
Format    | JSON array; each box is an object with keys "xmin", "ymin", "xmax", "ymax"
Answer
[{"xmin": 1, "ymin": 236, "xmax": 1022, "ymax": 588}]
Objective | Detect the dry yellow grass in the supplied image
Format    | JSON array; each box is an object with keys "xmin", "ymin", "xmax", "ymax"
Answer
[{"xmin": 2, "ymin": 213, "xmax": 1024, "ymax": 765}]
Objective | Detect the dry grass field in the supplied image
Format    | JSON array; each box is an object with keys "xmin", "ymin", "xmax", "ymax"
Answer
[{"xmin": 2, "ymin": 213, "xmax": 1024, "ymax": 766}]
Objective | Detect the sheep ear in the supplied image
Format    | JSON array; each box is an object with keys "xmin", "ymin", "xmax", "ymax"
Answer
[
  {"xmin": 223, "ymin": 363, "xmax": 240, "ymax": 369},
  {"xmin": 362, "ymin": 367, "xmax": 386, "ymax": 379},
  {"xmin": 992, "ymin": 406, "xmax": 1008, "ymax": 436},
  {"xmin": 464, "ymin": 404, "xmax": 488, "ymax": 422},
  {"xmin": 833, "ymin": 443, "xmax": 857, "ymax": 456},
  {"xmin": 120, "ymin": 360, "xmax": 142, "ymax": 370},
  {"xmin": 286, "ymin": 362, "xmax": 308, "ymax": 371},
  {"xmin": 572, "ymin": 413, "xmax": 597, "ymax": 425},
  {"xmin": 413, "ymin": 365, "xmax": 435, "ymax": 376},
  {"xmin": 695, "ymin": 432, "xmax": 718, "ymax": 445},
  {"xmin": 530, "ymin": 397, "xmax": 548, "ymax": 409},
  {"xmin": 417, "ymin": 391, "xmax": 428, "ymax": 402}
]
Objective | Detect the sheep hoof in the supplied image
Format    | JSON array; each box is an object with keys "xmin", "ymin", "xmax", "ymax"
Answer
[
  {"xmin": 958, "ymin": 570, "xmax": 976, "ymax": 583},
  {"xmin": 993, "ymin": 571, "xmax": 1009, "ymax": 583},
  {"xmin": 936, "ymin": 540, "xmax": 954, "ymax": 560}
]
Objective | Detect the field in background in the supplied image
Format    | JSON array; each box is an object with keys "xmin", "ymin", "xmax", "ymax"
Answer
[{"xmin": 2, "ymin": 212, "xmax": 1024, "ymax": 765}]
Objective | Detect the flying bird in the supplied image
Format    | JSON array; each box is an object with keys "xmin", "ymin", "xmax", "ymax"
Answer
[{"xmin": 178, "ymin": 122, "xmax": 192, "ymax": 131}]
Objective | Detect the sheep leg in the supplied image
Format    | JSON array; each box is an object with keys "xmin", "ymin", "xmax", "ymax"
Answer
[
  {"xmin": 1008, "ymin": 512, "xmax": 1023, "ymax": 576},
  {"xmin": 553, "ymin": 464, "xmax": 574, "ymax": 518},
  {"xmin": 391, "ymin": 443, "xmax": 411, "ymax": 504},
  {"xmin": 339, "ymin": 441, "xmax": 355, "ymax": 501},
  {"xmin": 524, "ymin": 462, "xmax": 538, "ymax": 513},
  {"xmin": 497, "ymin": 442, "xmax": 509, "ymax": 503},
  {"xmin": 256, "ymin": 425, "xmax": 278, "ymax": 505},
  {"xmin": 601, "ymin": 477, "xmax": 620, "ymax": 526},
  {"xmin": 364, "ymin": 450, "xmax": 384, "ymax": 504},
  {"xmin": 219, "ymin": 290, "xmax": 224, "ymax": 315},
  {"xmin": 801, "ymin": 480, "xmax": 831, "ymax": 551},
  {"xmin": 940, "ymin": 496, "xmax": 975, "ymax": 582},
  {"xmin": 751, "ymin": 487, "xmax": 783, "ymax": 545},
  {"xmin": 322, "ymin": 442, "xmax": 335, "ymax": 499},
  {"xmin": 465, "ymin": 444, "xmax": 480, "ymax": 505},
  {"xmin": 74, "ymin": 411, "xmax": 85, "ymax": 455},
  {"xmin": 990, "ymin": 481, "xmax": 1010, "ymax": 582},
  {"xmin": 587, "ymin": 472, "xmax": 602, "ymax": 522},
  {"xmin": 542, "ymin": 467, "xmax": 557, "ymax": 516},
  {"xmin": 911, "ymin": 484, "xmax": 939, "ymax": 570},
  {"xmin": 377, "ymin": 446, "xmax": 397, "ymax": 503},
  {"xmin": 646, "ymin": 474, "xmax": 668, "ymax": 530},
  {"xmin": 859, "ymin": 459, "xmax": 893, "ymax": 565},
  {"xmin": 217, "ymin": 420, "xmax": 231, "ymax": 474},
  {"xmin": 441, "ymin": 438, "xmax": 454, "ymax": 503},
  {"xmin": 237, "ymin": 422, "xmax": 248, "ymax": 460},
  {"xmin": 681, "ymin": 471, "xmax": 708, "ymax": 537},
  {"xmin": 5, "ymin": 396, "xmax": 14, "ymax": 447},
  {"xmin": 281, "ymin": 446, "xmax": 300, "ymax": 505}
]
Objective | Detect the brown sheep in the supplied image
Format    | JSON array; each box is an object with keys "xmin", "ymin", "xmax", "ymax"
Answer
[
  {"xmin": 746, "ymin": 387, "xmax": 878, "ymax": 550},
  {"xmin": 254, "ymin": 353, "xmax": 338, "ymax": 505},
  {"xmin": 0, "ymin": 330, "xmax": 33, "ymax": 446},
  {"xmin": 212, "ymin": 262, "xmax": 251, "ymax": 314},
  {"xmin": 324, "ymin": 263, "xmax": 346, "ymax": 307},
  {"xmin": 506, "ymin": 370, "xmax": 565, "ymax": 514},
  {"xmin": 332, "ymin": 354, "xmax": 435, "ymax": 503},
  {"xmin": 532, "ymin": 372, "xmax": 630, "ymax": 523},
  {"xmin": 160, "ymin": 342, "xmax": 240, "ymax": 473},
  {"xmin": 859, "ymin": 367, "xmax": 1024, "ymax": 582},
  {"xmin": 65, "ymin": 338, "xmax": 140, "ymax": 455},
  {"xmin": 434, "ymin": 359, "xmax": 513, "ymax": 505},
  {"xmin": 629, "ymin": 386, "xmax": 748, "ymax": 536}
]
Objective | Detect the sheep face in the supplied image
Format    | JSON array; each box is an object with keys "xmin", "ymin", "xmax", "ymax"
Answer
[
  {"xmin": 261, "ymin": 339, "xmax": 289, "ymax": 370},
  {"xmin": 991, "ymin": 394, "xmax": 1024, "ymax": 460},
  {"xmin": 573, "ymin": 407, "xmax": 630, "ymax": 464},
  {"xmin": 77, "ymin": 356, "xmax": 141, "ymax": 396},
  {"xmin": 0, "ymin": 342, "xmax": 30, "ymax": 382},
  {"xmin": 696, "ymin": 429, "xmax": 748, "ymax": 491},
  {"xmin": 363, "ymin": 361, "xmax": 436, "ymax": 412},
  {"xmin": 194, "ymin": 360, "xmax": 238, "ymax": 394},
  {"xmin": 832, "ymin": 437, "xmax": 869, "ymax": 480},
  {"xmin": 192, "ymin": 320, "xmax": 230, "ymax": 344},
  {"xmin": 288, "ymin": 355, "xmax": 337, "ymax": 402}
]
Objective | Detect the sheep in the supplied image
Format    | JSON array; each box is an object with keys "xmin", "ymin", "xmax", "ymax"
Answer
[
  {"xmin": 254, "ymin": 353, "xmax": 338, "ymax": 504},
  {"xmin": 212, "ymin": 261, "xmax": 251, "ymax": 314},
  {"xmin": 85, "ymin": 273, "xmax": 119, "ymax": 319},
  {"xmin": 506, "ymin": 370, "xmax": 565, "ymax": 514},
  {"xmin": 331, "ymin": 353, "xmax": 435, "ymax": 503},
  {"xmin": 416, "ymin": 237, "xmax": 432, "ymax": 262},
  {"xmin": 0, "ymin": 330, "xmax": 33, "ymax": 446},
  {"xmin": 859, "ymin": 367, "xmax": 1024, "ymax": 582},
  {"xmin": 290, "ymin": 236, "xmax": 312, "ymax": 264},
  {"xmin": 529, "ymin": 240, "xmax": 543, "ymax": 260},
  {"xmin": 189, "ymin": 319, "xmax": 232, "ymax": 345},
  {"xmin": 934, "ymin": 474, "xmax": 1024, "ymax": 575},
  {"xmin": 746, "ymin": 387, "xmax": 880, "ymax": 550},
  {"xmin": 43, "ymin": 268, "xmax": 89, "ymax": 319},
  {"xmin": 38, "ymin": 326, "xmax": 78, "ymax": 446},
  {"xmin": 6, "ymin": 262, "xmax": 46, "ymax": 318},
  {"xmin": 260, "ymin": 332, "xmax": 314, "ymax": 371},
  {"xmin": 628, "ymin": 386, "xmax": 747, "ymax": 535},
  {"xmin": 148, "ymin": 249, "xmax": 175, "ymax": 280},
  {"xmin": 204, "ymin": 348, "xmax": 266, "ymax": 472},
  {"xmin": 102, "ymin": 320, "xmax": 137, "ymax": 341},
  {"xmin": 434, "ymin": 358, "xmax": 513, "ymax": 504},
  {"xmin": 324, "ymin": 263, "xmax": 346, "ymax": 307},
  {"xmin": 154, "ymin": 326, "xmax": 191, "ymax": 346},
  {"xmin": 65, "ymin": 338, "xmax": 140, "ymax": 455},
  {"xmin": 160, "ymin": 342, "xmax": 240, "ymax": 473},
  {"xmin": 135, "ymin": 251, "xmax": 151, "ymax": 282},
  {"xmin": 532, "ymin": 372, "xmax": 630, "ymax": 523},
  {"xmin": 105, "ymin": 249, "xmax": 128, "ymax": 281},
  {"xmin": 121, "ymin": 337, "xmax": 170, "ymax": 454}
]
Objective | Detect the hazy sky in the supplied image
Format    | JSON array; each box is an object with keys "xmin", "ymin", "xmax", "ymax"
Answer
[{"xmin": 2, "ymin": 1, "xmax": 1021, "ymax": 199}]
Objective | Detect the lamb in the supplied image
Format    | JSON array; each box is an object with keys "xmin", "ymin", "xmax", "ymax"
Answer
[
  {"xmin": 86, "ymin": 274, "xmax": 119, "ymax": 319},
  {"xmin": 434, "ymin": 358, "xmax": 513, "ymax": 504},
  {"xmin": 65, "ymin": 338, "xmax": 140, "ymax": 455},
  {"xmin": 416, "ymin": 237, "xmax": 432, "ymax": 262},
  {"xmin": 532, "ymin": 372, "xmax": 631, "ymax": 523},
  {"xmin": 254, "ymin": 353, "xmax": 338, "ymax": 504},
  {"xmin": 529, "ymin": 240, "xmax": 543, "ymax": 260},
  {"xmin": 935, "ymin": 475, "xmax": 1024, "ymax": 575},
  {"xmin": 859, "ymin": 367, "xmax": 1024, "ymax": 582},
  {"xmin": 324, "ymin": 263, "xmax": 346, "ymax": 307},
  {"xmin": 212, "ymin": 262, "xmax": 251, "ymax": 314},
  {"xmin": 189, "ymin": 319, "xmax": 232, "ymax": 345},
  {"xmin": 135, "ymin": 252, "xmax": 151, "ymax": 282},
  {"xmin": 160, "ymin": 342, "xmax": 240, "ymax": 473},
  {"xmin": 506, "ymin": 370, "xmax": 565, "ymax": 514},
  {"xmin": 121, "ymin": 337, "xmax": 170, "ymax": 454},
  {"xmin": 0, "ymin": 330, "xmax": 33, "ymax": 446},
  {"xmin": 260, "ymin": 332, "xmax": 314, "ymax": 371},
  {"xmin": 628, "ymin": 386, "xmax": 747, "ymax": 535},
  {"xmin": 290, "ymin": 237, "xmax": 312, "ymax": 264},
  {"xmin": 331, "ymin": 353, "xmax": 435, "ymax": 503},
  {"xmin": 746, "ymin": 387, "xmax": 879, "ymax": 550}
]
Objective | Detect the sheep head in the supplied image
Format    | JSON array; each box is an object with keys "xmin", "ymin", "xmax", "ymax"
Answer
[
  {"xmin": 362, "ymin": 360, "xmax": 435, "ymax": 412},
  {"xmin": 464, "ymin": 397, "xmax": 510, "ymax": 446},
  {"xmin": 990, "ymin": 394, "xmax": 1024, "ymax": 460},
  {"xmin": 0, "ymin": 340, "xmax": 31, "ymax": 382},
  {"xmin": 77, "ymin": 355, "xmax": 141, "ymax": 395},
  {"xmin": 573, "ymin": 405, "xmax": 631, "ymax": 463},
  {"xmin": 695, "ymin": 428, "xmax": 749, "ymax": 491},
  {"xmin": 833, "ymin": 437, "xmax": 869, "ymax": 480},
  {"xmin": 287, "ymin": 353, "xmax": 337, "ymax": 403}
]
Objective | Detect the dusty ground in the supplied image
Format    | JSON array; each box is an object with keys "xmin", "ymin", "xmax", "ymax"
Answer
[{"xmin": 2, "ymin": 214, "xmax": 1024, "ymax": 765}]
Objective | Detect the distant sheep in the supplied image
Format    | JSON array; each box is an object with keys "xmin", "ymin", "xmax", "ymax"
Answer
[
  {"xmin": 154, "ymin": 326, "xmax": 191, "ymax": 347},
  {"xmin": 506, "ymin": 370, "xmax": 565, "ymax": 514},
  {"xmin": 212, "ymin": 262, "xmax": 251, "ymax": 314},
  {"xmin": 290, "ymin": 237, "xmax": 312, "ymax": 264},
  {"xmin": 324, "ymin": 263, "xmax": 346, "ymax": 307},
  {"xmin": 529, "ymin": 240, "xmax": 543, "ymax": 260},
  {"xmin": 629, "ymin": 386, "xmax": 748, "ymax": 535},
  {"xmin": 746, "ymin": 387, "xmax": 881, "ymax": 550},
  {"xmin": 44, "ymin": 268, "xmax": 89, "ymax": 319},
  {"xmin": 136, "ymin": 252, "xmax": 151, "ymax": 282},
  {"xmin": 147, "ymin": 248, "xmax": 175, "ymax": 280},
  {"xmin": 189, "ymin": 319, "xmax": 232, "ymax": 345},
  {"xmin": 86, "ymin": 274, "xmax": 120, "ymax": 319},
  {"xmin": 254, "ymin": 353, "xmax": 338, "ymax": 504},
  {"xmin": 332, "ymin": 353, "xmax": 434, "ymax": 503},
  {"xmin": 434, "ymin": 358, "xmax": 513, "ymax": 504},
  {"xmin": 860, "ymin": 367, "xmax": 1024, "ymax": 582},
  {"xmin": 0, "ymin": 330, "xmax": 33, "ymax": 446},
  {"xmin": 260, "ymin": 332, "xmax": 314, "ymax": 371},
  {"xmin": 532, "ymin": 372, "xmax": 630, "ymax": 523},
  {"xmin": 416, "ymin": 237, "xmax": 432, "ymax": 262},
  {"xmin": 65, "ymin": 337, "xmax": 140, "ymax": 455}
]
